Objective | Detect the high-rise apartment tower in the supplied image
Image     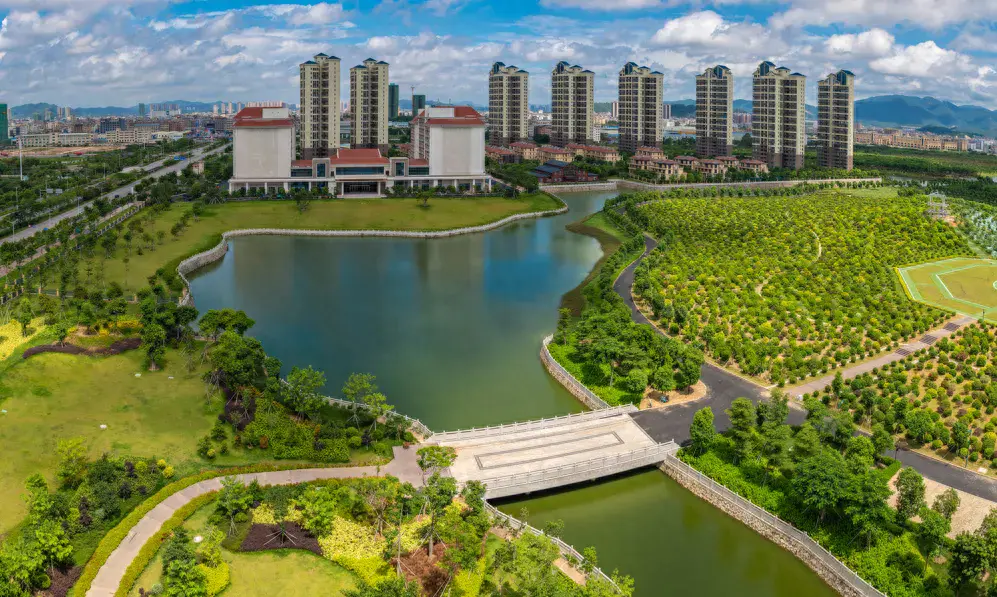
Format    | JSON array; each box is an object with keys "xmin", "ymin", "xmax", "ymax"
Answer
[
  {"xmin": 752, "ymin": 61, "xmax": 806, "ymax": 170},
  {"xmin": 695, "ymin": 65, "xmax": 733, "ymax": 158},
  {"xmin": 488, "ymin": 62, "xmax": 529, "ymax": 146},
  {"xmin": 388, "ymin": 84, "xmax": 400, "ymax": 120},
  {"xmin": 617, "ymin": 62, "xmax": 663, "ymax": 153},
  {"xmin": 299, "ymin": 53, "xmax": 341, "ymax": 159},
  {"xmin": 550, "ymin": 61, "xmax": 594, "ymax": 147},
  {"xmin": 817, "ymin": 70, "xmax": 855, "ymax": 170},
  {"xmin": 350, "ymin": 58, "xmax": 389, "ymax": 150}
]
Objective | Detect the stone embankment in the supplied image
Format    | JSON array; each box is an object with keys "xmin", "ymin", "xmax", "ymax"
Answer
[
  {"xmin": 540, "ymin": 334, "xmax": 611, "ymax": 410},
  {"xmin": 659, "ymin": 455, "xmax": 885, "ymax": 597},
  {"xmin": 541, "ymin": 177, "xmax": 883, "ymax": 194},
  {"xmin": 176, "ymin": 203, "xmax": 568, "ymax": 305}
]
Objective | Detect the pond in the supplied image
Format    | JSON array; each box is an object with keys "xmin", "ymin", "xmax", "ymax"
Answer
[{"xmin": 188, "ymin": 191, "xmax": 836, "ymax": 596}]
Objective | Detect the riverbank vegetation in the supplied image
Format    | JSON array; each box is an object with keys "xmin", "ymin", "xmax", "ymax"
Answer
[
  {"xmin": 548, "ymin": 205, "xmax": 704, "ymax": 406},
  {"xmin": 683, "ymin": 394, "xmax": 997, "ymax": 597},
  {"xmin": 853, "ymin": 145, "xmax": 997, "ymax": 178},
  {"xmin": 627, "ymin": 188, "xmax": 966, "ymax": 384},
  {"xmin": 797, "ymin": 322, "xmax": 997, "ymax": 477}
]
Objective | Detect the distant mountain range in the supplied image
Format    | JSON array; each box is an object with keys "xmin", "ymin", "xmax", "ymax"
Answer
[{"xmin": 10, "ymin": 95, "xmax": 997, "ymax": 136}]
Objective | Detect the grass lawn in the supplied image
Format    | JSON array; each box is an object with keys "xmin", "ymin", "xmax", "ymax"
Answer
[
  {"xmin": 75, "ymin": 195, "xmax": 561, "ymax": 293},
  {"xmin": 0, "ymin": 346, "xmax": 321, "ymax": 534}
]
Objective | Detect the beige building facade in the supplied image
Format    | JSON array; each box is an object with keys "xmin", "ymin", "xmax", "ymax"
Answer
[
  {"xmin": 488, "ymin": 62, "xmax": 529, "ymax": 146},
  {"xmin": 696, "ymin": 65, "xmax": 734, "ymax": 158},
  {"xmin": 618, "ymin": 62, "xmax": 663, "ymax": 153},
  {"xmin": 817, "ymin": 70, "xmax": 855, "ymax": 170},
  {"xmin": 350, "ymin": 58, "xmax": 389, "ymax": 151},
  {"xmin": 550, "ymin": 61, "xmax": 594, "ymax": 147},
  {"xmin": 752, "ymin": 62, "xmax": 806, "ymax": 170},
  {"xmin": 299, "ymin": 53, "xmax": 341, "ymax": 159}
]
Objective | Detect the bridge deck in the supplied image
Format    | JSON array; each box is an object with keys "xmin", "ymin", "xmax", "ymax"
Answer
[{"xmin": 439, "ymin": 412, "xmax": 666, "ymax": 498}]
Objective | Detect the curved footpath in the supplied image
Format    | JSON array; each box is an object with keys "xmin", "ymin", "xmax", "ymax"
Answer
[
  {"xmin": 86, "ymin": 449, "xmax": 423, "ymax": 597},
  {"xmin": 619, "ymin": 234, "xmax": 997, "ymax": 501}
]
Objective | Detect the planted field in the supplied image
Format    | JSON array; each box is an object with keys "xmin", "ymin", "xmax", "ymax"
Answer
[
  {"xmin": 899, "ymin": 257, "xmax": 997, "ymax": 320},
  {"xmin": 632, "ymin": 190, "xmax": 971, "ymax": 384}
]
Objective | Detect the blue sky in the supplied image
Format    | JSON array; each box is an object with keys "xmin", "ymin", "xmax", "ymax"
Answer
[{"xmin": 0, "ymin": 0, "xmax": 995, "ymax": 108}]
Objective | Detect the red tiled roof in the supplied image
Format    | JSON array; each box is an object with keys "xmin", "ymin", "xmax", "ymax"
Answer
[
  {"xmin": 700, "ymin": 159, "xmax": 722, "ymax": 165},
  {"xmin": 292, "ymin": 160, "xmax": 312, "ymax": 168},
  {"xmin": 233, "ymin": 106, "xmax": 292, "ymax": 128},
  {"xmin": 328, "ymin": 148, "xmax": 389, "ymax": 165},
  {"xmin": 409, "ymin": 158, "xmax": 429, "ymax": 167},
  {"xmin": 717, "ymin": 156, "xmax": 739, "ymax": 161},
  {"xmin": 637, "ymin": 146, "xmax": 662, "ymax": 152},
  {"xmin": 675, "ymin": 155, "xmax": 698, "ymax": 161},
  {"xmin": 416, "ymin": 106, "xmax": 485, "ymax": 126},
  {"xmin": 540, "ymin": 146, "xmax": 573, "ymax": 154},
  {"xmin": 741, "ymin": 159, "xmax": 765, "ymax": 165},
  {"xmin": 509, "ymin": 142, "xmax": 537, "ymax": 148},
  {"xmin": 486, "ymin": 145, "xmax": 516, "ymax": 155}
]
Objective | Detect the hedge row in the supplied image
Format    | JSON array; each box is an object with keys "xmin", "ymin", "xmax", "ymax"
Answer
[
  {"xmin": 70, "ymin": 461, "xmax": 375, "ymax": 596},
  {"xmin": 114, "ymin": 491, "xmax": 220, "ymax": 597}
]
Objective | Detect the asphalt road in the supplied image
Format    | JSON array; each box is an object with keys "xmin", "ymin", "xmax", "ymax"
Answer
[
  {"xmin": 0, "ymin": 143, "xmax": 230, "ymax": 245},
  {"xmin": 619, "ymin": 234, "xmax": 997, "ymax": 501}
]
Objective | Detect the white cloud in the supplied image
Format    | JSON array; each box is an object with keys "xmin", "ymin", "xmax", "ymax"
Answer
[
  {"xmin": 286, "ymin": 3, "xmax": 348, "ymax": 25},
  {"xmin": 539, "ymin": 0, "xmax": 662, "ymax": 10},
  {"xmin": 650, "ymin": 11, "xmax": 768, "ymax": 50},
  {"xmin": 770, "ymin": 0, "xmax": 997, "ymax": 29},
  {"xmin": 825, "ymin": 29, "xmax": 894, "ymax": 56},
  {"xmin": 869, "ymin": 41, "xmax": 974, "ymax": 77}
]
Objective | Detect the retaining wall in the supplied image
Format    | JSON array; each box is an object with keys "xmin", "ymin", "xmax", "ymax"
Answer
[
  {"xmin": 539, "ymin": 334, "xmax": 611, "ymax": 410},
  {"xmin": 175, "ymin": 203, "xmax": 568, "ymax": 305},
  {"xmin": 659, "ymin": 455, "xmax": 885, "ymax": 597}
]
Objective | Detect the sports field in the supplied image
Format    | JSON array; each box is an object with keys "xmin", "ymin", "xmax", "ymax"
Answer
[{"xmin": 898, "ymin": 257, "xmax": 997, "ymax": 320}]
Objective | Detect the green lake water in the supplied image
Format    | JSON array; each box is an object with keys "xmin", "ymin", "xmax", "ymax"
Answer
[{"xmin": 188, "ymin": 191, "xmax": 837, "ymax": 597}]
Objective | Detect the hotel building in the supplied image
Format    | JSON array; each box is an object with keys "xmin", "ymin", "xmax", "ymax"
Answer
[
  {"xmin": 618, "ymin": 62, "xmax": 663, "ymax": 153},
  {"xmin": 752, "ymin": 61, "xmax": 806, "ymax": 170},
  {"xmin": 299, "ymin": 53, "xmax": 341, "ymax": 159},
  {"xmin": 695, "ymin": 65, "xmax": 733, "ymax": 158},
  {"xmin": 350, "ymin": 58, "xmax": 390, "ymax": 151},
  {"xmin": 550, "ymin": 61, "xmax": 594, "ymax": 147},
  {"xmin": 817, "ymin": 70, "xmax": 855, "ymax": 170},
  {"xmin": 488, "ymin": 62, "xmax": 529, "ymax": 146}
]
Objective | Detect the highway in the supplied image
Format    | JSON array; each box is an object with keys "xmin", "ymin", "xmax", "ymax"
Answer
[{"xmin": 0, "ymin": 143, "xmax": 230, "ymax": 245}]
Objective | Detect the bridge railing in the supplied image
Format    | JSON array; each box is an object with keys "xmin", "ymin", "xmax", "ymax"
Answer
[
  {"xmin": 483, "ymin": 502, "xmax": 621, "ymax": 592},
  {"xmin": 484, "ymin": 441, "xmax": 678, "ymax": 495},
  {"xmin": 322, "ymin": 395, "xmax": 435, "ymax": 439},
  {"xmin": 431, "ymin": 403, "xmax": 636, "ymax": 442}
]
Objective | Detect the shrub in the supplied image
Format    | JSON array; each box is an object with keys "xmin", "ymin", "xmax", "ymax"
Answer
[{"xmin": 197, "ymin": 562, "xmax": 230, "ymax": 597}]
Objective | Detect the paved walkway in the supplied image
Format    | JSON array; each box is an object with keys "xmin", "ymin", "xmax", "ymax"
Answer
[
  {"xmin": 87, "ymin": 447, "xmax": 422, "ymax": 597},
  {"xmin": 616, "ymin": 234, "xmax": 997, "ymax": 502},
  {"xmin": 789, "ymin": 314, "xmax": 976, "ymax": 398}
]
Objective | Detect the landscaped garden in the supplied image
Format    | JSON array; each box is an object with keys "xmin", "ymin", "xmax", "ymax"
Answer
[
  {"xmin": 625, "ymin": 187, "xmax": 969, "ymax": 384},
  {"xmin": 681, "ymin": 395, "xmax": 995, "ymax": 597},
  {"xmin": 117, "ymin": 471, "xmax": 631, "ymax": 597}
]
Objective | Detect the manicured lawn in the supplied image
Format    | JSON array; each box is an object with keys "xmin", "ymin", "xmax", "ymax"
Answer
[{"xmin": 76, "ymin": 195, "xmax": 561, "ymax": 292}]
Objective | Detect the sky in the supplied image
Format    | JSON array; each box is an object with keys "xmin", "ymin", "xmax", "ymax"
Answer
[{"xmin": 0, "ymin": 0, "xmax": 995, "ymax": 109}]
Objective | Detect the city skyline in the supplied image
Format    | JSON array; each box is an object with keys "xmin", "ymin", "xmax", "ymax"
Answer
[{"xmin": 0, "ymin": 1, "xmax": 993, "ymax": 110}]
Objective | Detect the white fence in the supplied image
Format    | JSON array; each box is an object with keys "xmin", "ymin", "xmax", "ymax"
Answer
[
  {"xmin": 540, "ymin": 334, "xmax": 612, "ymax": 410},
  {"xmin": 484, "ymin": 502, "xmax": 621, "ymax": 592},
  {"xmin": 484, "ymin": 441, "xmax": 677, "ymax": 499},
  {"xmin": 660, "ymin": 454, "xmax": 886, "ymax": 597},
  {"xmin": 431, "ymin": 404, "xmax": 636, "ymax": 442},
  {"xmin": 322, "ymin": 395, "xmax": 434, "ymax": 439}
]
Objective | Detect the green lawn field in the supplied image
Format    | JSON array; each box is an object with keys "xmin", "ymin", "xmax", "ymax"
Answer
[
  {"xmin": 898, "ymin": 257, "xmax": 997, "ymax": 320},
  {"xmin": 74, "ymin": 195, "xmax": 561, "ymax": 293}
]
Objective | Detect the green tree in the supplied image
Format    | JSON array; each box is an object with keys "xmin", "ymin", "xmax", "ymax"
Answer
[
  {"xmin": 423, "ymin": 473, "xmax": 457, "ymax": 557},
  {"xmin": 792, "ymin": 423, "xmax": 821, "ymax": 463},
  {"xmin": 949, "ymin": 532, "xmax": 989, "ymax": 593},
  {"xmin": 362, "ymin": 392, "xmax": 393, "ymax": 430},
  {"xmin": 207, "ymin": 331, "xmax": 267, "ymax": 391},
  {"xmin": 916, "ymin": 507, "xmax": 950, "ymax": 570},
  {"xmin": 933, "ymin": 488, "xmax": 961, "ymax": 521},
  {"xmin": 342, "ymin": 372, "xmax": 378, "ymax": 405},
  {"xmin": 895, "ymin": 467, "xmax": 926, "ymax": 524},
  {"xmin": 689, "ymin": 407, "xmax": 716, "ymax": 455},
  {"xmin": 416, "ymin": 445, "xmax": 457, "ymax": 481},
  {"xmin": 845, "ymin": 469, "xmax": 891, "ymax": 547},
  {"xmin": 215, "ymin": 477, "xmax": 253, "ymax": 533},
  {"xmin": 904, "ymin": 409, "xmax": 934, "ymax": 444},
  {"xmin": 284, "ymin": 365, "xmax": 326, "ymax": 419},
  {"xmin": 0, "ymin": 537, "xmax": 43, "ymax": 594},
  {"xmin": 793, "ymin": 450, "xmax": 849, "ymax": 522},
  {"xmin": 34, "ymin": 519, "xmax": 72, "ymax": 574},
  {"xmin": 141, "ymin": 323, "xmax": 167, "ymax": 370},
  {"xmin": 871, "ymin": 423, "xmax": 894, "ymax": 457},
  {"xmin": 845, "ymin": 435, "xmax": 876, "ymax": 472},
  {"xmin": 56, "ymin": 437, "xmax": 88, "ymax": 489},
  {"xmin": 296, "ymin": 485, "xmax": 340, "ymax": 536},
  {"xmin": 726, "ymin": 397, "xmax": 758, "ymax": 462}
]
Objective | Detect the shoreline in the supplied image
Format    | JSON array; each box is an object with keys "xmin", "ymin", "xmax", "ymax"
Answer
[{"xmin": 176, "ymin": 197, "xmax": 569, "ymax": 305}]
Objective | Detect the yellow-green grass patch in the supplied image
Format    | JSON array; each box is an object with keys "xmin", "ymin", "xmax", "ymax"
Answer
[{"xmin": 898, "ymin": 257, "xmax": 997, "ymax": 321}]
